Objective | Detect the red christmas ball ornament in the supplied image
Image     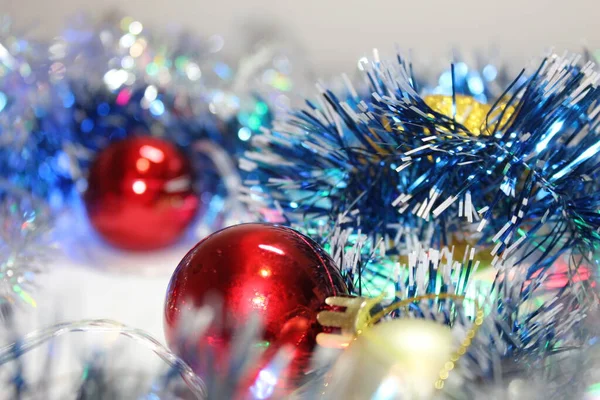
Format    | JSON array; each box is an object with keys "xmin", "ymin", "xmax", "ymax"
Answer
[
  {"xmin": 84, "ymin": 137, "xmax": 199, "ymax": 251},
  {"xmin": 164, "ymin": 223, "xmax": 348, "ymax": 383}
]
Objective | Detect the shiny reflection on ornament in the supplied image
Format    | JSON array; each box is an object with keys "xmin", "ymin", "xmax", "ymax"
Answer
[
  {"xmin": 164, "ymin": 176, "xmax": 191, "ymax": 193},
  {"xmin": 116, "ymin": 88, "xmax": 131, "ymax": 106},
  {"xmin": 252, "ymin": 293, "xmax": 268, "ymax": 310},
  {"xmin": 535, "ymin": 120, "xmax": 564, "ymax": 153},
  {"xmin": 250, "ymin": 368, "xmax": 278, "ymax": 399},
  {"xmin": 186, "ymin": 63, "xmax": 201, "ymax": 81},
  {"xmin": 586, "ymin": 382, "xmax": 600, "ymax": 399},
  {"xmin": 258, "ymin": 244, "xmax": 285, "ymax": 255},
  {"xmin": 358, "ymin": 56, "xmax": 368, "ymax": 70},
  {"xmin": 213, "ymin": 62, "xmax": 232, "ymax": 79},
  {"xmin": 119, "ymin": 33, "xmax": 135, "ymax": 49},
  {"xmin": 372, "ymin": 375, "xmax": 401, "ymax": 400},
  {"xmin": 104, "ymin": 69, "xmax": 128, "ymax": 91},
  {"xmin": 455, "ymin": 62, "xmax": 468, "ymax": 77},
  {"xmin": 238, "ymin": 127, "xmax": 252, "ymax": 141},
  {"xmin": 130, "ymin": 42, "xmax": 144, "ymax": 58},
  {"xmin": 467, "ymin": 74, "xmax": 484, "ymax": 95},
  {"xmin": 121, "ymin": 56, "xmax": 134, "ymax": 69},
  {"xmin": 128, "ymin": 21, "xmax": 143, "ymax": 35},
  {"xmin": 136, "ymin": 158, "xmax": 150, "ymax": 172},
  {"xmin": 552, "ymin": 139, "xmax": 600, "ymax": 182},
  {"xmin": 150, "ymin": 99, "xmax": 165, "ymax": 116},
  {"xmin": 438, "ymin": 71, "xmax": 453, "ymax": 91},
  {"xmin": 259, "ymin": 268, "xmax": 271, "ymax": 278},
  {"xmin": 483, "ymin": 64, "xmax": 498, "ymax": 81},
  {"xmin": 139, "ymin": 145, "xmax": 164, "ymax": 163},
  {"xmin": 144, "ymin": 85, "xmax": 158, "ymax": 101},
  {"xmin": 1, "ymin": 90, "xmax": 13, "ymax": 111},
  {"xmin": 132, "ymin": 180, "xmax": 147, "ymax": 194}
]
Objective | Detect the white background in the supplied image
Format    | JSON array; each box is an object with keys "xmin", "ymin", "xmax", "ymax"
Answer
[{"xmin": 4, "ymin": 0, "xmax": 600, "ymax": 74}]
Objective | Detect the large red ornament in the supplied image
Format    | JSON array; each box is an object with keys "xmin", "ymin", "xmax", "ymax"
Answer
[
  {"xmin": 84, "ymin": 137, "xmax": 199, "ymax": 250},
  {"xmin": 164, "ymin": 223, "xmax": 348, "ymax": 383}
]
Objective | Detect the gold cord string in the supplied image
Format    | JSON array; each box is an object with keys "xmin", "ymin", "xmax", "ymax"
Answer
[
  {"xmin": 434, "ymin": 304, "xmax": 484, "ymax": 390},
  {"xmin": 354, "ymin": 292, "xmax": 483, "ymax": 391}
]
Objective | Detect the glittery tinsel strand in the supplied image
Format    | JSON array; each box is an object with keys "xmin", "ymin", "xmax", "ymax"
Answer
[{"xmin": 0, "ymin": 319, "xmax": 206, "ymax": 397}]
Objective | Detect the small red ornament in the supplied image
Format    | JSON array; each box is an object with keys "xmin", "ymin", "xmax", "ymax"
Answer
[
  {"xmin": 84, "ymin": 137, "xmax": 199, "ymax": 251},
  {"xmin": 164, "ymin": 223, "xmax": 348, "ymax": 383}
]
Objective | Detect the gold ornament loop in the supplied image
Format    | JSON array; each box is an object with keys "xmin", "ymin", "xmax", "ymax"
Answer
[
  {"xmin": 317, "ymin": 293, "xmax": 475, "ymax": 345},
  {"xmin": 434, "ymin": 303, "xmax": 485, "ymax": 390},
  {"xmin": 362, "ymin": 293, "xmax": 468, "ymax": 332},
  {"xmin": 316, "ymin": 295, "xmax": 384, "ymax": 349}
]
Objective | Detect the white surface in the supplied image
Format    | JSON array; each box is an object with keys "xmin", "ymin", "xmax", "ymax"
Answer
[
  {"xmin": 37, "ymin": 255, "xmax": 175, "ymax": 341},
  {"xmin": 4, "ymin": 0, "xmax": 600, "ymax": 74},
  {"xmin": 0, "ymin": 241, "xmax": 183, "ymax": 394},
  {"xmin": 4, "ymin": 206, "xmax": 200, "ymax": 346},
  {"xmin": 31, "ymin": 219, "xmax": 205, "ymax": 344}
]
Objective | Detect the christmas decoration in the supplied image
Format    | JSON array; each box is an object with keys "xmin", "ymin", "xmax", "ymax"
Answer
[
  {"xmin": 2, "ymin": 312, "xmax": 599, "ymax": 400},
  {"xmin": 164, "ymin": 223, "xmax": 348, "ymax": 382},
  {"xmin": 2, "ymin": 8, "xmax": 600, "ymax": 398},
  {"xmin": 239, "ymin": 49, "xmax": 599, "ymax": 398},
  {"xmin": 241, "ymin": 51, "xmax": 600, "ymax": 300},
  {"xmin": 316, "ymin": 289, "xmax": 484, "ymax": 398},
  {"xmin": 418, "ymin": 51, "xmax": 518, "ymax": 103},
  {"xmin": 0, "ymin": 319, "xmax": 205, "ymax": 398},
  {"xmin": 0, "ymin": 13, "xmax": 314, "ymax": 316},
  {"xmin": 1, "ymin": 14, "xmax": 301, "ymax": 216},
  {"xmin": 54, "ymin": 15, "xmax": 314, "ymax": 212},
  {"xmin": 324, "ymin": 318, "xmax": 455, "ymax": 399},
  {"xmin": 0, "ymin": 17, "xmax": 74, "ymax": 207},
  {"xmin": 60, "ymin": 13, "xmax": 239, "ymax": 157},
  {"xmin": 84, "ymin": 136, "xmax": 199, "ymax": 250},
  {"xmin": 0, "ymin": 184, "xmax": 54, "ymax": 309},
  {"xmin": 0, "ymin": 14, "xmax": 318, "ymax": 255},
  {"xmin": 55, "ymin": 13, "xmax": 245, "ymax": 235}
]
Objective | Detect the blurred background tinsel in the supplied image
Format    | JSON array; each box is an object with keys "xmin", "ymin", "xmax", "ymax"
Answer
[{"xmin": 1, "ymin": 5, "xmax": 600, "ymax": 400}]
